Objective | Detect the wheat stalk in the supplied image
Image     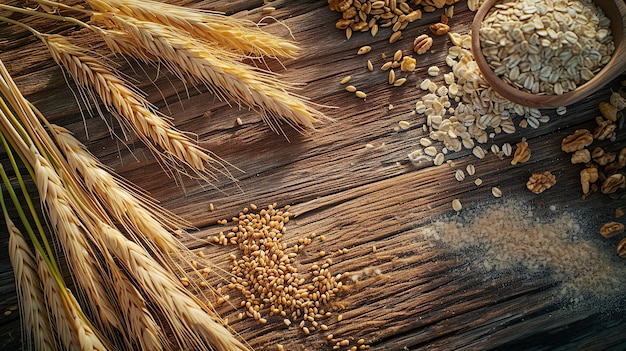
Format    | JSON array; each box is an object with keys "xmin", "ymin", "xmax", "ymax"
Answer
[
  {"xmin": 1, "ymin": 55, "xmax": 184, "ymax": 257},
  {"xmin": 6, "ymin": 218, "xmax": 56, "ymax": 351},
  {"xmin": 85, "ymin": 0, "xmax": 300, "ymax": 58},
  {"xmin": 48, "ymin": 128, "xmax": 241, "ymax": 351},
  {"xmin": 2, "ymin": 53, "xmax": 248, "ymax": 351},
  {"xmin": 0, "ymin": 66, "xmax": 122, "ymax": 341},
  {"xmin": 32, "ymin": 148, "xmax": 123, "ymax": 338},
  {"xmin": 99, "ymin": 220, "xmax": 248, "ymax": 351},
  {"xmin": 36, "ymin": 252, "xmax": 109, "ymax": 351},
  {"xmin": 98, "ymin": 13, "xmax": 324, "ymax": 134},
  {"xmin": 39, "ymin": 33, "xmax": 231, "ymax": 182}
]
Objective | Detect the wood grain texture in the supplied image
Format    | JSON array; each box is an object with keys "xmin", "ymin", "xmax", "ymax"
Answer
[{"xmin": 1, "ymin": 1, "xmax": 626, "ymax": 350}]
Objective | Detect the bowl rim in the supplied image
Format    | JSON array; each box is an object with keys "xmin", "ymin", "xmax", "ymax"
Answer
[{"xmin": 470, "ymin": 0, "xmax": 626, "ymax": 109}]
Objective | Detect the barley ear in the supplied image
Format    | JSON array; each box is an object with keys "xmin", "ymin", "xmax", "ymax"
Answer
[
  {"xmin": 99, "ymin": 221, "xmax": 249, "ymax": 351},
  {"xmin": 49, "ymin": 124, "xmax": 184, "ymax": 255},
  {"xmin": 32, "ymin": 149, "xmax": 124, "ymax": 338},
  {"xmin": 109, "ymin": 265, "xmax": 166, "ymax": 351}
]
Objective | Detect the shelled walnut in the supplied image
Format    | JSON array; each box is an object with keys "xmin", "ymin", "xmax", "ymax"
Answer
[
  {"xmin": 618, "ymin": 238, "xmax": 626, "ymax": 258},
  {"xmin": 526, "ymin": 171, "xmax": 556, "ymax": 194},
  {"xmin": 619, "ymin": 148, "xmax": 626, "ymax": 167},
  {"xmin": 511, "ymin": 141, "xmax": 531, "ymax": 165},
  {"xmin": 600, "ymin": 222, "xmax": 625, "ymax": 239},
  {"xmin": 429, "ymin": 22, "xmax": 450, "ymax": 35},
  {"xmin": 601, "ymin": 173, "xmax": 626, "ymax": 194},
  {"xmin": 594, "ymin": 117, "xmax": 617, "ymax": 140},
  {"xmin": 580, "ymin": 167, "xmax": 599, "ymax": 195},
  {"xmin": 413, "ymin": 34, "xmax": 433, "ymax": 54},
  {"xmin": 561, "ymin": 129, "xmax": 593, "ymax": 153},
  {"xmin": 594, "ymin": 150, "xmax": 616, "ymax": 166},
  {"xmin": 599, "ymin": 101, "xmax": 618, "ymax": 121},
  {"xmin": 571, "ymin": 149, "xmax": 591, "ymax": 164}
]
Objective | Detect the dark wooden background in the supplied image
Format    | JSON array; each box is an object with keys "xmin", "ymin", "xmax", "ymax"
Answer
[{"xmin": 1, "ymin": 0, "xmax": 626, "ymax": 350}]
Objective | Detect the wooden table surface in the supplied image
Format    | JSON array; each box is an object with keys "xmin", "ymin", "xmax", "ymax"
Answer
[{"xmin": 1, "ymin": 1, "xmax": 626, "ymax": 350}]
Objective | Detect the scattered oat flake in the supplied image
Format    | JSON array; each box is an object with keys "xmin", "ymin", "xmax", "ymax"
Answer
[
  {"xmin": 452, "ymin": 198, "xmax": 462, "ymax": 212},
  {"xmin": 466, "ymin": 164, "xmax": 475, "ymax": 176},
  {"xmin": 491, "ymin": 186, "xmax": 502, "ymax": 198},
  {"xmin": 455, "ymin": 169, "xmax": 465, "ymax": 182},
  {"xmin": 399, "ymin": 120, "xmax": 410, "ymax": 130}
]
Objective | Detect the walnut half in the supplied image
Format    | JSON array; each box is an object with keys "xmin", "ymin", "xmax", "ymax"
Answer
[
  {"xmin": 618, "ymin": 237, "xmax": 626, "ymax": 258},
  {"xmin": 561, "ymin": 129, "xmax": 593, "ymax": 153},
  {"xmin": 526, "ymin": 171, "xmax": 556, "ymax": 194},
  {"xmin": 413, "ymin": 34, "xmax": 433, "ymax": 55},
  {"xmin": 601, "ymin": 173, "xmax": 626, "ymax": 194},
  {"xmin": 600, "ymin": 222, "xmax": 625, "ymax": 239},
  {"xmin": 511, "ymin": 141, "xmax": 531, "ymax": 165},
  {"xmin": 571, "ymin": 149, "xmax": 591, "ymax": 164},
  {"xmin": 580, "ymin": 167, "xmax": 599, "ymax": 195}
]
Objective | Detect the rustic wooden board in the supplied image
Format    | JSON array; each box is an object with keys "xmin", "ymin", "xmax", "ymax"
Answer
[{"xmin": 1, "ymin": 0, "xmax": 626, "ymax": 350}]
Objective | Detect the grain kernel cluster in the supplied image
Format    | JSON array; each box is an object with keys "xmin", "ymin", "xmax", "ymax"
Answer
[
  {"xmin": 328, "ymin": 0, "xmax": 462, "ymax": 42},
  {"xmin": 213, "ymin": 204, "xmax": 369, "ymax": 349}
]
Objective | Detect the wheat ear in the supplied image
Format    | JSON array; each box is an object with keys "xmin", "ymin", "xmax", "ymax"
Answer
[
  {"xmin": 32, "ymin": 148, "xmax": 123, "ymax": 337},
  {"xmin": 50, "ymin": 124, "xmax": 184, "ymax": 254},
  {"xmin": 85, "ymin": 0, "xmax": 300, "ymax": 58},
  {"xmin": 39, "ymin": 33, "xmax": 231, "ymax": 182},
  {"xmin": 99, "ymin": 14, "xmax": 324, "ymax": 134},
  {"xmin": 36, "ymin": 252, "xmax": 109, "ymax": 351},
  {"xmin": 6, "ymin": 219, "xmax": 57, "ymax": 351},
  {"xmin": 99, "ymin": 220, "xmax": 249, "ymax": 351},
  {"xmin": 108, "ymin": 264, "xmax": 165, "ymax": 351}
]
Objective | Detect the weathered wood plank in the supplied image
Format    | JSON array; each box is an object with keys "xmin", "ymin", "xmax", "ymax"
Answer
[{"xmin": 1, "ymin": 1, "xmax": 625, "ymax": 350}]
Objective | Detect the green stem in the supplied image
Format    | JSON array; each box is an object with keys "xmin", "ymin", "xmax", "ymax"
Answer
[
  {"xmin": 0, "ymin": 132, "xmax": 57, "ymax": 266},
  {"xmin": 0, "ymin": 163, "xmax": 57, "ymax": 271}
]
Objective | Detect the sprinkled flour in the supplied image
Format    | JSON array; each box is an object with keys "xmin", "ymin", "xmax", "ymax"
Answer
[{"xmin": 419, "ymin": 199, "xmax": 626, "ymax": 305}]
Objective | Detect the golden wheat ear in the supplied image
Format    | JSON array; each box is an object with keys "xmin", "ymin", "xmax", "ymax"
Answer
[
  {"xmin": 49, "ymin": 124, "xmax": 184, "ymax": 253},
  {"xmin": 96, "ymin": 14, "xmax": 326, "ymax": 135},
  {"xmin": 85, "ymin": 0, "xmax": 300, "ymax": 58},
  {"xmin": 6, "ymin": 219, "xmax": 57, "ymax": 351},
  {"xmin": 39, "ymin": 33, "xmax": 235, "ymax": 182},
  {"xmin": 31, "ymin": 148, "xmax": 125, "ymax": 337},
  {"xmin": 98, "ymin": 221, "xmax": 249, "ymax": 351},
  {"xmin": 36, "ymin": 252, "xmax": 110, "ymax": 351}
]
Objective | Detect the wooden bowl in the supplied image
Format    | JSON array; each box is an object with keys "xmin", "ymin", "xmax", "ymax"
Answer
[{"xmin": 470, "ymin": 0, "xmax": 626, "ymax": 109}]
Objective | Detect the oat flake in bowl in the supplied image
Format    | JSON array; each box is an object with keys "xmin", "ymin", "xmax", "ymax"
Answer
[
  {"xmin": 479, "ymin": 0, "xmax": 614, "ymax": 96},
  {"xmin": 471, "ymin": 0, "xmax": 626, "ymax": 108}
]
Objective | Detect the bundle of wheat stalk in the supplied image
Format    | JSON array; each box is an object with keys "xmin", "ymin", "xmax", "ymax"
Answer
[{"xmin": 0, "ymin": 0, "xmax": 323, "ymax": 350}]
